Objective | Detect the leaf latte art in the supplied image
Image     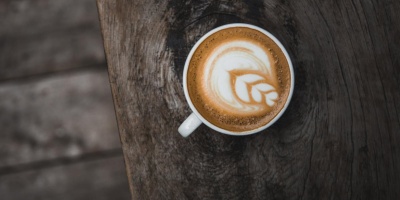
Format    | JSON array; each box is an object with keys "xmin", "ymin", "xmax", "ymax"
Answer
[
  {"xmin": 230, "ymin": 70, "xmax": 278, "ymax": 106},
  {"xmin": 204, "ymin": 40, "xmax": 279, "ymax": 115},
  {"xmin": 187, "ymin": 27, "xmax": 291, "ymax": 132}
]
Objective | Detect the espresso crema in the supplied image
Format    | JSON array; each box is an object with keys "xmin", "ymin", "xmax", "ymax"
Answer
[{"xmin": 187, "ymin": 27, "xmax": 291, "ymax": 132}]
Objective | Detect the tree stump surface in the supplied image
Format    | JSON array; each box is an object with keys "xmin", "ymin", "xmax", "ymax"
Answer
[{"xmin": 96, "ymin": 0, "xmax": 400, "ymax": 199}]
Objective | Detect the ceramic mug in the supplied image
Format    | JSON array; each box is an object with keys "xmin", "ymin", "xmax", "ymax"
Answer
[{"xmin": 178, "ymin": 23, "xmax": 294, "ymax": 137}]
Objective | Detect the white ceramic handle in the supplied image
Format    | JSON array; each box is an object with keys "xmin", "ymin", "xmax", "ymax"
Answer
[{"xmin": 178, "ymin": 113, "xmax": 202, "ymax": 137}]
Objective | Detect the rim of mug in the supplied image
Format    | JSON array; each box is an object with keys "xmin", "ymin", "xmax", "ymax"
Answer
[{"xmin": 183, "ymin": 23, "xmax": 294, "ymax": 136}]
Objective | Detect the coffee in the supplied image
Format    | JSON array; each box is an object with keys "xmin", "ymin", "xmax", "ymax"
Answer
[{"xmin": 186, "ymin": 26, "xmax": 292, "ymax": 132}]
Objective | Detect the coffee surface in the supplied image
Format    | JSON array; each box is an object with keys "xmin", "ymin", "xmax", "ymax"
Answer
[{"xmin": 187, "ymin": 27, "xmax": 291, "ymax": 132}]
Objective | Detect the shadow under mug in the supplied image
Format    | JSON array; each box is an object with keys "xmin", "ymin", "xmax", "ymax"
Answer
[{"xmin": 178, "ymin": 23, "xmax": 294, "ymax": 137}]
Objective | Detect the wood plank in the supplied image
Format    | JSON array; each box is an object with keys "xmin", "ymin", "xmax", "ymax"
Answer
[
  {"xmin": 0, "ymin": 156, "xmax": 130, "ymax": 200},
  {"xmin": 0, "ymin": 69, "xmax": 120, "ymax": 167},
  {"xmin": 0, "ymin": 0, "xmax": 105, "ymax": 80},
  {"xmin": 97, "ymin": 0, "xmax": 400, "ymax": 199}
]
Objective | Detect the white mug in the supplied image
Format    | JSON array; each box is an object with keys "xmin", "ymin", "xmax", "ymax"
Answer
[{"xmin": 178, "ymin": 23, "xmax": 294, "ymax": 137}]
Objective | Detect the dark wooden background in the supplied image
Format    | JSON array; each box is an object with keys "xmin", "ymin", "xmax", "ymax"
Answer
[
  {"xmin": 0, "ymin": 0, "xmax": 130, "ymax": 199},
  {"xmin": 97, "ymin": 0, "xmax": 400, "ymax": 199}
]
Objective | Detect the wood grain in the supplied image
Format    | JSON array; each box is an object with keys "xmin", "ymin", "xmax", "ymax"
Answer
[
  {"xmin": 97, "ymin": 0, "xmax": 400, "ymax": 199},
  {"xmin": 0, "ymin": 69, "xmax": 120, "ymax": 167},
  {"xmin": 0, "ymin": 0, "xmax": 105, "ymax": 80},
  {"xmin": 0, "ymin": 156, "xmax": 130, "ymax": 200}
]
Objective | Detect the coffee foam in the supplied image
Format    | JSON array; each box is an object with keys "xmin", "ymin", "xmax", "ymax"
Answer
[{"xmin": 187, "ymin": 27, "xmax": 291, "ymax": 132}]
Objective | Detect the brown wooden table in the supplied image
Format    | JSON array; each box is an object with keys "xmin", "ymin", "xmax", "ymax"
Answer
[{"xmin": 96, "ymin": 0, "xmax": 400, "ymax": 199}]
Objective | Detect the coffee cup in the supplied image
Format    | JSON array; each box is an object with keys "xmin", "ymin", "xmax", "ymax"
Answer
[{"xmin": 178, "ymin": 23, "xmax": 294, "ymax": 137}]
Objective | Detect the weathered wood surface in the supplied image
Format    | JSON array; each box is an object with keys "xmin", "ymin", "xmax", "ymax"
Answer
[
  {"xmin": 97, "ymin": 0, "xmax": 400, "ymax": 199},
  {"xmin": 0, "ymin": 0, "xmax": 129, "ymax": 199},
  {"xmin": 0, "ymin": 0, "xmax": 105, "ymax": 80},
  {"xmin": 0, "ymin": 69, "xmax": 120, "ymax": 168},
  {"xmin": 0, "ymin": 156, "xmax": 130, "ymax": 200}
]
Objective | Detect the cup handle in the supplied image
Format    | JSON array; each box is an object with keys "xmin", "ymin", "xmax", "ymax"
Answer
[{"xmin": 178, "ymin": 113, "xmax": 202, "ymax": 137}]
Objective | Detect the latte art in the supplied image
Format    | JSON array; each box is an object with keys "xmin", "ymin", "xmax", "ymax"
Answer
[
  {"xmin": 187, "ymin": 26, "xmax": 292, "ymax": 132},
  {"xmin": 204, "ymin": 41, "xmax": 279, "ymax": 115},
  {"xmin": 230, "ymin": 70, "xmax": 278, "ymax": 106}
]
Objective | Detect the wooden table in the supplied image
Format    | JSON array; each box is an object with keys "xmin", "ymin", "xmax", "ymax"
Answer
[
  {"xmin": 96, "ymin": 0, "xmax": 400, "ymax": 199},
  {"xmin": 0, "ymin": 0, "xmax": 129, "ymax": 199}
]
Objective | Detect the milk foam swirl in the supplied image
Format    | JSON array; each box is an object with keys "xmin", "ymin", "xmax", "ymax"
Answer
[{"xmin": 203, "ymin": 40, "xmax": 279, "ymax": 114}]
